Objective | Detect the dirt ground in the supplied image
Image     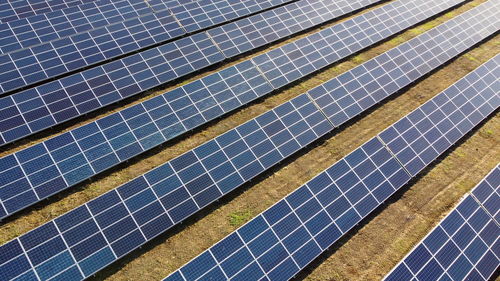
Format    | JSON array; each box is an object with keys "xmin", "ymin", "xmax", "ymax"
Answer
[{"xmin": 0, "ymin": 0, "xmax": 498, "ymax": 280}]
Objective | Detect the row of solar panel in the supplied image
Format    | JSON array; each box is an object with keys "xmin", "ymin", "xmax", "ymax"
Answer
[
  {"xmin": 0, "ymin": 0, "xmax": 300, "ymax": 94},
  {"xmin": 384, "ymin": 165, "xmax": 499, "ymax": 281},
  {"xmin": 0, "ymin": 0, "xmax": 196, "ymax": 23},
  {"xmin": 0, "ymin": 0, "xmax": 156, "ymax": 54},
  {"xmin": 162, "ymin": 55, "xmax": 500, "ymax": 281},
  {"xmin": 0, "ymin": 0, "xmax": 386, "ymax": 146},
  {"xmin": 0, "ymin": 0, "xmax": 487, "ymax": 219},
  {"xmin": 0, "ymin": 5, "xmax": 496, "ymax": 280},
  {"xmin": 0, "ymin": 0, "xmax": 465, "ymax": 145},
  {"xmin": 0, "ymin": 0, "xmax": 298, "ymax": 56}
]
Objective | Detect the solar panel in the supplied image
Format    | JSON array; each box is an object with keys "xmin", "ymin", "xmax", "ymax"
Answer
[
  {"xmin": 0, "ymin": 93, "xmax": 334, "ymax": 281},
  {"xmin": 251, "ymin": 0, "xmax": 466, "ymax": 89},
  {"xmin": 0, "ymin": 0, "xmax": 467, "ymax": 146},
  {"xmin": 208, "ymin": 0, "xmax": 380, "ymax": 58},
  {"xmin": 308, "ymin": 1, "xmax": 499, "ymax": 127},
  {"xmin": 162, "ymin": 55, "xmax": 499, "ymax": 281},
  {"xmin": 0, "ymin": 0, "xmax": 495, "ymax": 219},
  {"xmin": 384, "ymin": 165, "xmax": 499, "ymax": 281},
  {"xmin": 0, "ymin": 0, "xmax": 97, "ymax": 23},
  {"xmin": 0, "ymin": 7, "xmax": 497, "ymax": 280},
  {"xmin": 170, "ymin": 0, "xmax": 295, "ymax": 33},
  {"xmin": 0, "ymin": 0, "xmax": 155, "ymax": 54},
  {"xmin": 0, "ymin": 0, "xmax": 297, "ymax": 94}
]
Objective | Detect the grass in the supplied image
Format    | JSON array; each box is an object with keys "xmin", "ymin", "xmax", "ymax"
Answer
[
  {"xmin": 227, "ymin": 210, "xmax": 253, "ymax": 227},
  {"xmin": 0, "ymin": 0, "xmax": 498, "ymax": 280}
]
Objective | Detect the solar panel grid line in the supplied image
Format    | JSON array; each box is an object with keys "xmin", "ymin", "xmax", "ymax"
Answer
[
  {"xmin": 0, "ymin": 0, "xmax": 495, "ymax": 219},
  {"xmin": 168, "ymin": 0, "xmax": 294, "ymax": 33},
  {"xmin": 0, "ymin": 0, "xmax": 447, "ymax": 146},
  {"xmin": 470, "ymin": 168, "xmax": 500, "ymax": 224},
  {"xmin": 383, "ymin": 165, "xmax": 500, "ymax": 281},
  {"xmin": 388, "ymin": 197, "xmax": 499, "ymax": 280},
  {"xmin": 0, "ymin": 0, "xmax": 155, "ymax": 54},
  {"xmin": 0, "ymin": 8, "xmax": 187, "ymax": 92},
  {"xmin": 204, "ymin": 139, "xmax": 400, "ymax": 281},
  {"xmin": 378, "ymin": 54, "xmax": 500, "ymax": 177},
  {"xmin": 249, "ymin": 0, "xmax": 432, "ymax": 89},
  {"xmin": 163, "ymin": 57, "xmax": 499, "ymax": 281},
  {"xmin": 0, "ymin": 6, "xmax": 496, "ymax": 278},
  {"xmin": 0, "ymin": 60, "xmax": 273, "ymax": 218},
  {"xmin": 0, "ymin": 0, "xmax": 96, "ymax": 23},
  {"xmin": 163, "ymin": 137, "xmax": 410, "ymax": 281},
  {"xmin": 207, "ymin": 0, "xmax": 380, "ymax": 58},
  {"xmin": 308, "ymin": 0, "xmax": 499, "ymax": 128},
  {"xmin": 0, "ymin": 94, "xmax": 334, "ymax": 280},
  {"xmin": 0, "ymin": 0, "xmax": 299, "ymax": 94}
]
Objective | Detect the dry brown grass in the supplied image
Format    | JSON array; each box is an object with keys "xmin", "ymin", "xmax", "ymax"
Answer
[{"xmin": 0, "ymin": 0, "xmax": 498, "ymax": 280}]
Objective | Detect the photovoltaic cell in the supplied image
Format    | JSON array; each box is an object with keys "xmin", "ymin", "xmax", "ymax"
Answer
[
  {"xmin": 0, "ymin": 5, "xmax": 497, "ymax": 279},
  {"xmin": 0, "ymin": 0, "xmax": 467, "ymax": 146},
  {"xmin": 0, "ymin": 60, "xmax": 273, "ymax": 216},
  {"xmin": 208, "ymin": 0, "xmax": 380, "ymax": 58},
  {"xmin": 251, "ymin": 0, "xmax": 466, "ymax": 89},
  {"xmin": 0, "ymin": 31, "xmax": 225, "ymax": 143},
  {"xmin": 308, "ymin": 0, "xmax": 499, "ymax": 127},
  {"xmin": 0, "ymin": 0, "xmax": 98, "ymax": 23},
  {"xmin": 378, "ymin": 60, "xmax": 500, "ymax": 176},
  {"xmin": 0, "ymin": 0, "xmax": 296, "ymax": 93},
  {"xmin": 162, "ymin": 55, "xmax": 499, "ymax": 281},
  {"xmin": 0, "ymin": 0, "xmax": 496, "ymax": 220},
  {"xmin": 165, "ymin": 137, "xmax": 409, "ymax": 281},
  {"xmin": 170, "ymin": 0, "xmax": 294, "ymax": 33},
  {"xmin": 0, "ymin": 93, "xmax": 334, "ymax": 281},
  {"xmin": 0, "ymin": 0, "xmax": 154, "ymax": 54},
  {"xmin": 384, "ymin": 165, "xmax": 499, "ymax": 281}
]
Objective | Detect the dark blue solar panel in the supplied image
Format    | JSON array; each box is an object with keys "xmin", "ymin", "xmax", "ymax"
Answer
[
  {"xmin": 0, "ymin": 0, "xmax": 97, "ymax": 23},
  {"xmin": 0, "ymin": 0, "xmax": 154, "ymax": 54},
  {"xmin": 0, "ymin": 0, "xmax": 470, "ymax": 147},
  {"xmin": 164, "ymin": 137, "xmax": 409, "ymax": 281},
  {"xmin": 0, "ymin": 93, "xmax": 333, "ymax": 280},
  {"xmin": 251, "ymin": 0, "xmax": 466, "ymax": 89},
  {"xmin": 0, "ymin": 5, "xmax": 497, "ymax": 280},
  {"xmin": 0, "ymin": 0, "xmax": 495, "ymax": 220},
  {"xmin": 0, "ymin": 60, "xmax": 274, "ymax": 217},
  {"xmin": 384, "ymin": 164, "xmax": 500, "ymax": 281},
  {"xmin": 308, "ymin": 0, "xmax": 499, "ymax": 127},
  {"xmin": 378, "ymin": 55, "xmax": 500, "ymax": 177},
  {"xmin": 170, "ymin": 0, "xmax": 294, "ymax": 33},
  {"xmin": 162, "ymin": 54, "xmax": 500, "ymax": 281},
  {"xmin": 209, "ymin": 0, "xmax": 380, "ymax": 58},
  {"xmin": 0, "ymin": 0, "xmax": 297, "ymax": 93}
]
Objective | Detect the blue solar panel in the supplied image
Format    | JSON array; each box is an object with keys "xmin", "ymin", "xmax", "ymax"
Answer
[
  {"xmin": 162, "ymin": 55, "xmax": 499, "ymax": 281},
  {"xmin": 170, "ymin": 0, "xmax": 294, "ymax": 33},
  {"xmin": 208, "ymin": 0, "xmax": 380, "ymax": 58},
  {"xmin": 0, "ymin": 0, "xmax": 97, "ymax": 23},
  {"xmin": 0, "ymin": 93, "xmax": 333, "ymax": 281},
  {"xmin": 0, "ymin": 6, "xmax": 497, "ymax": 280},
  {"xmin": 384, "ymin": 165, "xmax": 499, "ymax": 281},
  {"xmin": 0, "ymin": 0, "xmax": 496, "ymax": 220},
  {"xmin": 251, "ymin": 0, "xmax": 467, "ymax": 89},
  {"xmin": 0, "ymin": 0, "xmax": 154, "ymax": 54},
  {"xmin": 0, "ymin": 0, "xmax": 297, "ymax": 93},
  {"xmin": 0, "ymin": 0, "xmax": 468, "ymax": 146}
]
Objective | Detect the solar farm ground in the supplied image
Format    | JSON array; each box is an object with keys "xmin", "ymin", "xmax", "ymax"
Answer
[{"xmin": 0, "ymin": 0, "xmax": 498, "ymax": 280}]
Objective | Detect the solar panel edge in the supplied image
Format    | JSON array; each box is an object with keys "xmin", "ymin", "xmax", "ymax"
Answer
[
  {"xmin": 0, "ymin": 0, "xmax": 467, "ymax": 146},
  {"xmin": 0, "ymin": 0, "xmax": 164, "ymax": 55},
  {"xmin": 0, "ymin": 4, "xmax": 496, "ymax": 278},
  {"xmin": 383, "ymin": 164, "xmax": 500, "ymax": 281},
  {"xmin": 0, "ymin": 0, "xmax": 301, "ymax": 94},
  {"xmin": 0, "ymin": 0, "xmax": 496, "ymax": 219},
  {"xmin": 162, "ymin": 56, "xmax": 499, "ymax": 281}
]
